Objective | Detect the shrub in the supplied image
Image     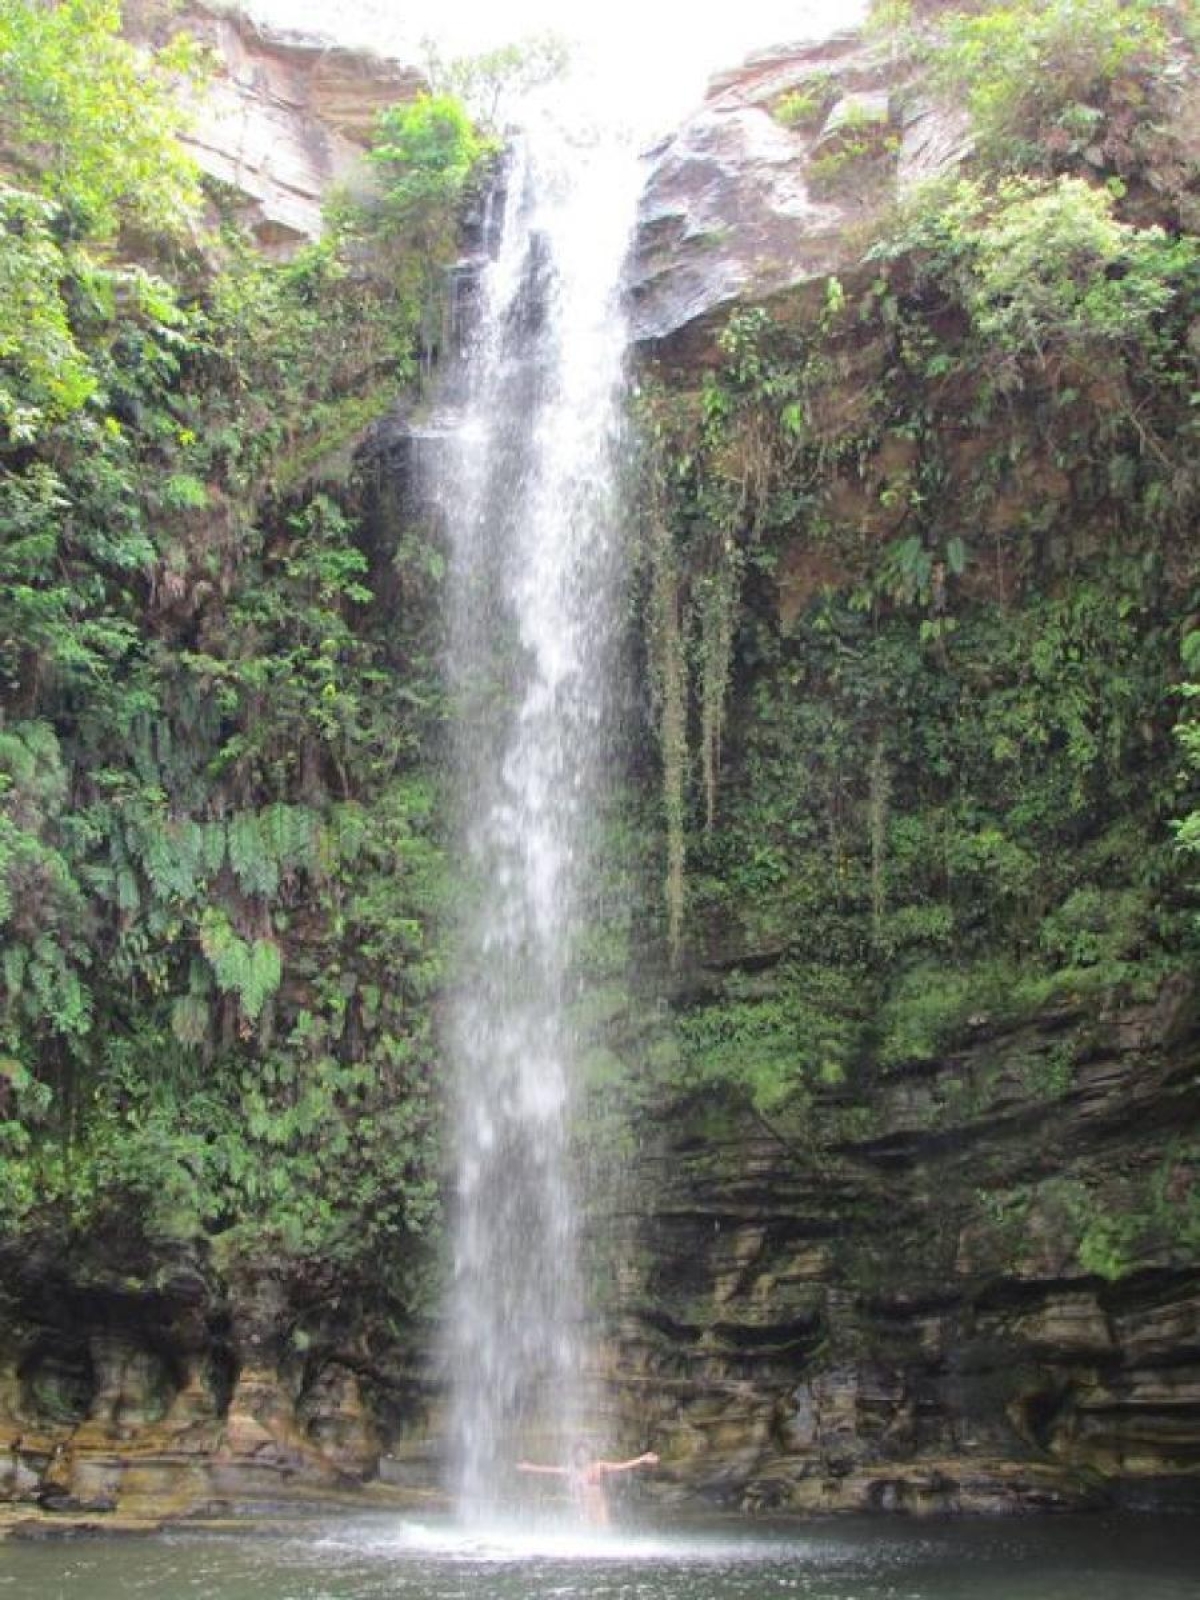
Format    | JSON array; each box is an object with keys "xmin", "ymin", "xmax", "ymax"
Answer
[{"xmin": 933, "ymin": 0, "xmax": 1173, "ymax": 171}]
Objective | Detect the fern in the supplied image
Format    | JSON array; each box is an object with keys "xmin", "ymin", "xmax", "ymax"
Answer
[
  {"xmin": 261, "ymin": 802, "xmax": 319, "ymax": 872},
  {"xmin": 242, "ymin": 939, "xmax": 282, "ymax": 1020},
  {"xmin": 0, "ymin": 830, "xmax": 12, "ymax": 925},
  {"xmin": 170, "ymin": 990, "xmax": 210, "ymax": 1049},
  {"xmin": 228, "ymin": 811, "xmax": 279, "ymax": 898},
  {"xmin": 138, "ymin": 814, "xmax": 202, "ymax": 901},
  {"xmin": 198, "ymin": 910, "xmax": 281, "ymax": 1020},
  {"xmin": 199, "ymin": 821, "xmax": 226, "ymax": 878},
  {"xmin": 115, "ymin": 863, "xmax": 140, "ymax": 914},
  {"xmin": 2, "ymin": 943, "xmax": 27, "ymax": 996}
]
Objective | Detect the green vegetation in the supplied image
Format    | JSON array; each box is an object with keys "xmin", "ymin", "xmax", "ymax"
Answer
[
  {"xmin": 365, "ymin": 92, "xmax": 495, "ymax": 367},
  {"xmin": 630, "ymin": 0, "xmax": 1200, "ymax": 1168},
  {"xmin": 771, "ymin": 75, "xmax": 837, "ymax": 133},
  {"xmin": 930, "ymin": 0, "xmax": 1173, "ymax": 173},
  {"xmin": 808, "ymin": 103, "xmax": 901, "ymax": 196},
  {"xmin": 1172, "ymin": 629, "xmax": 1200, "ymax": 882},
  {"xmin": 1010, "ymin": 1157, "xmax": 1200, "ymax": 1282},
  {"xmin": 421, "ymin": 32, "xmax": 570, "ymax": 130},
  {"xmin": 0, "ymin": 0, "xmax": 201, "ymax": 237},
  {"xmin": 0, "ymin": 0, "xmax": 487, "ymax": 1304},
  {"xmin": 2, "ymin": 0, "xmax": 1198, "ymax": 1330},
  {"xmin": 872, "ymin": 0, "xmax": 1195, "ymax": 222}
]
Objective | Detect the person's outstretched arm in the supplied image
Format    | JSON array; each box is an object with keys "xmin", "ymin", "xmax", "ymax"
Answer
[
  {"xmin": 517, "ymin": 1461, "xmax": 569, "ymax": 1476},
  {"xmin": 595, "ymin": 1451, "xmax": 659, "ymax": 1475}
]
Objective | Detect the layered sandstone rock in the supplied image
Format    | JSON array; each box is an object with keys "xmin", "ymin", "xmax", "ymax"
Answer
[
  {"xmin": 0, "ymin": 1236, "xmax": 434, "ymax": 1532},
  {"xmin": 129, "ymin": 1, "xmax": 425, "ymax": 251},
  {"xmin": 603, "ymin": 982, "xmax": 1200, "ymax": 1514}
]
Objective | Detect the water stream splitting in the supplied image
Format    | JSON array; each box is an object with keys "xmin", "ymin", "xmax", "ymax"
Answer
[{"xmin": 429, "ymin": 122, "xmax": 644, "ymax": 1522}]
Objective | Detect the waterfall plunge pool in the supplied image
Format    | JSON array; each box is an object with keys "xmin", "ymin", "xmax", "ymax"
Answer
[{"xmin": 3, "ymin": 1515, "xmax": 1200, "ymax": 1598}]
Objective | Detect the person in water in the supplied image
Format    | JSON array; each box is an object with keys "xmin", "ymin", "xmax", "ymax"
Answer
[{"xmin": 517, "ymin": 1443, "xmax": 660, "ymax": 1526}]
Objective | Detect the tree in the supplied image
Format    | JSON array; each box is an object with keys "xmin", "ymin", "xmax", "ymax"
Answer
[{"xmin": 0, "ymin": 0, "xmax": 200, "ymax": 239}]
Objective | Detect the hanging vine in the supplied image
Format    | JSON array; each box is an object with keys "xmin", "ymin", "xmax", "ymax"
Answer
[
  {"xmin": 868, "ymin": 731, "xmax": 891, "ymax": 944},
  {"xmin": 643, "ymin": 468, "xmax": 689, "ymax": 968},
  {"xmin": 697, "ymin": 540, "xmax": 741, "ymax": 834},
  {"xmin": 631, "ymin": 309, "xmax": 819, "ymax": 956}
]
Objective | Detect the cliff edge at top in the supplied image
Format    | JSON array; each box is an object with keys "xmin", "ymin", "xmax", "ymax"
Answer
[
  {"xmin": 127, "ymin": 0, "xmax": 425, "ymax": 251},
  {"xmin": 627, "ymin": 26, "xmax": 970, "ymax": 354}
]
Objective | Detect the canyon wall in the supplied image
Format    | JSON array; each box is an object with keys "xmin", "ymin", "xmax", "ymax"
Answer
[
  {"xmin": 3, "ymin": 3, "xmax": 1200, "ymax": 1534},
  {"xmin": 600, "ymin": 12, "xmax": 1200, "ymax": 1515}
]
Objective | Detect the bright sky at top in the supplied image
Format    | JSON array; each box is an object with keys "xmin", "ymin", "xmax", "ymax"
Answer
[{"xmin": 248, "ymin": 0, "xmax": 869, "ymax": 135}]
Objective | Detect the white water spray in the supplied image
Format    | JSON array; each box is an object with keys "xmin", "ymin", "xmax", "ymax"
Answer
[{"xmin": 433, "ymin": 118, "xmax": 643, "ymax": 1524}]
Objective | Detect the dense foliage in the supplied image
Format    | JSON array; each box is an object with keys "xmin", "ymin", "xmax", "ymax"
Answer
[
  {"xmin": 0, "ymin": 0, "xmax": 201, "ymax": 238},
  {"xmin": 888, "ymin": 0, "xmax": 1198, "ymax": 224},
  {"xmin": 628, "ymin": 0, "xmax": 1200, "ymax": 1176},
  {"xmin": 0, "ymin": 1, "xmax": 483, "ymax": 1303},
  {"xmin": 3, "ymin": 0, "xmax": 1198, "ymax": 1322}
]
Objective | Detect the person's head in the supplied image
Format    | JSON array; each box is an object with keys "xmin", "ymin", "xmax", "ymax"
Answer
[{"xmin": 570, "ymin": 1440, "xmax": 591, "ymax": 1469}]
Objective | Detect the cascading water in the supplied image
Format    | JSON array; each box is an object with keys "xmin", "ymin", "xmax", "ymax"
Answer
[{"xmin": 432, "ymin": 119, "xmax": 643, "ymax": 1525}]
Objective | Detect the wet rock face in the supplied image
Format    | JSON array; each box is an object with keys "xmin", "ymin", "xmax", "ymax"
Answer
[
  {"xmin": 606, "ymin": 988, "xmax": 1200, "ymax": 1514},
  {"xmin": 126, "ymin": 1, "xmax": 424, "ymax": 253},
  {"xmin": 0, "ymin": 1238, "xmax": 434, "ymax": 1530},
  {"xmin": 626, "ymin": 32, "xmax": 969, "ymax": 356}
]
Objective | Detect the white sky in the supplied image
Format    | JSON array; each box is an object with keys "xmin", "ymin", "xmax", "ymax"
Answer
[{"xmin": 248, "ymin": 0, "xmax": 868, "ymax": 133}]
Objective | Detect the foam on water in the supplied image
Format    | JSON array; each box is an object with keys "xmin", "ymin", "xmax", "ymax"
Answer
[{"xmin": 316, "ymin": 1517, "xmax": 840, "ymax": 1567}]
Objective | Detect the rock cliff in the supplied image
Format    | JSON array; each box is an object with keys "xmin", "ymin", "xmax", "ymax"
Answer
[
  {"xmin": 628, "ymin": 29, "xmax": 969, "ymax": 355},
  {"xmin": 0, "ymin": 1226, "xmax": 437, "ymax": 1531},
  {"xmin": 128, "ymin": 1, "xmax": 424, "ymax": 251},
  {"xmin": 606, "ymin": 0, "xmax": 1200, "ymax": 1518},
  {"xmin": 606, "ymin": 987, "xmax": 1200, "ymax": 1514},
  {"xmin": 3, "ymin": 1, "xmax": 1200, "ymax": 1538}
]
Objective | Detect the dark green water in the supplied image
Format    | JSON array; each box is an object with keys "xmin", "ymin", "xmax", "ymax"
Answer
[{"xmin": 3, "ymin": 1515, "xmax": 1200, "ymax": 1600}]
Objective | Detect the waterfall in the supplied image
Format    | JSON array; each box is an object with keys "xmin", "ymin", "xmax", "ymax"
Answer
[{"xmin": 431, "ymin": 119, "xmax": 642, "ymax": 1524}]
